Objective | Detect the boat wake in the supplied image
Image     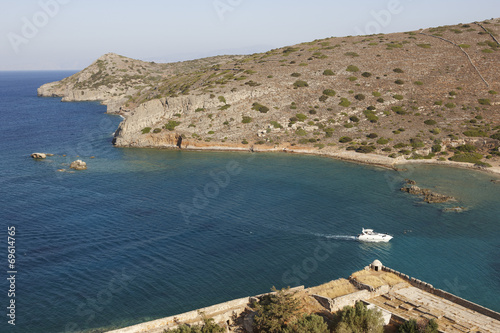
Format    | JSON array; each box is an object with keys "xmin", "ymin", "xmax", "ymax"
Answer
[{"xmin": 314, "ymin": 233, "xmax": 358, "ymax": 241}]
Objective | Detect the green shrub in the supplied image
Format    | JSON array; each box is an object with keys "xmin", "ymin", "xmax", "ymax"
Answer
[
  {"xmin": 339, "ymin": 98, "xmax": 351, "ymax": 107},
  {"xmin": 270, "ymin": 121, "xmax": 283, "ymax": 129},
  {"xmin": 377, "ymin": 138, "xmax": 389, "ymax": 144},
  {"xmin": 488, "ymin": 90, "xmax": 498, "ymax": 95},
  {"xmin": 354, "ymin": 94, "xmax": 365, "ymax": 101},
  {"xmin": 309, "ymin": 109, "xmax": 317, "ymax": 114},
  {"xmin": 218, "ymin": 104, "xmax": 231, "ymax": 110},
  {"xmin": 372, "ymin": 91, "xmax": 381, "ymax": 97},
  {"xmin": 394, "ymin": 79, "xmax": 404, "ymax": 85},
  {"xmin": 362, "ymin": 72, "xmax": 372, "ymax": 77},
  {"xmin": 241, "ymin": 139, "xmax": 248, "ymax": 144},
  {"xmin": 245, "ymin": 80, "xmax": 261, "ymax": 87},
  {"xmin": 392, "ymin": 106, "xmax": 406, "ymax": 115},
  {"xmin": 339, "ymin": 136, "xmax": 353, "ymax": 143},
  {"xmin": 449, "ymin": 91, "xmax": 458, "ymax": 96},
  {"xmin": 164, "ymin": 121, "xmax": 181, "ymax": 131},
  {"xmin": 344, "ymin": 123, "xmax": 354, "ymax": 128},
  {"xmin": 324, "ymin": 127, "xmax": 334, "ymax": 137},
  {"xmin": 346, "ymin": 65, "xmax": 360, "ymax": 72},
  {"xmin": 393, "ymin": 94, "xmax": 404, "ymax": 100},
  {"xmin": 430, "ymin": 128, "xmax": 441, "ymax": 135},
  {"xmin": 377, "ymin": 97, "xmax": 385, "ymax": 103},
  {"xmin": 410, "ymin": 138, "xmax": 424, "ymax": 148},
  {"xmin": 463, "ymin": 130, "xmax": 488, "ymax": 137},
  {"xmin": 350, "ymin": 116, "xmax": 360, "ymax": 122},
  {"xmin": 393, "ymin": 68, "xmax": 404, "ymax": 73},
  {"xmin": 414, "ymin": 81, "xmax": 424, "ymax": 85},
  {"xmin": 295, "ymin": 128, "xmax": 307, "ymax": 136},
  {"xmin": 242, "ymin": 116, "xmax": 252, "ymax": 124},
  {"xmin": 291, "ymin": 72, "xmax": 301, "ymax": 77},
  {"xmin": 356, "ymin": 145, "xmax": 376, "ymax": 153},
  {"xmin": 432, "ymin": 144, "xmax": 442, "ymax": 153},
  {"xmin": 367, "ymin": 133, "xmax": 378, "ymax": 139},
  {"xmin": 445, "ymin": 102, "xmax": 456, "ymax": 108},
  {"xmin": 293, "ymin": 80, "xmax": 309, "ymax": 88},
  {"xmin": 253, "ymin": 287, "xmax": 301, "ymax": 333},
  {"xmin": 434, "ymin": 100, "xmax": 443, "ymax": 106},
  {"xmin": 141, "ymin": 127, "xmax": 152, "ymax": 134},
  {"xmin": 456, "ymin": 144, "xmax": 477, "ymax": 152},
  {"xmin": 323, "ymin": 89, "xmax": 336, "ymax": 96},
  {"xmin": 283, "ymin": 314, "xmax": 329, "ymax": 333},
  {"xmin": 336, "ymin": 302, "xmax": 384, "ymax": 333},
  {"xmin": 296, "ymin": 113, "xmax": 308, "ymax": 121},
  {"xmin": 394, "ymin": 142, "xmax": 408, "ymax": 148},
  {"xmin": 252, "ymin": 103, "xmax": 270, "ymax": 113},
  {"xmin": 195, "ymin": 107, "xmax": 205, "ymax": 112},
  {"xmin": 399, "ymin": 319, "xmax": 438, "ymax": 333},
  {"xmin": 364, "ymin": 109, "xmax": 378, "ymax": 123},
  {"xmin": 449, "ymin": 152, "xmax": 484, "ymax": 163},
  {"xmin": 424, "ymin": 119, "xmax": 437, "ymax": 125},
  {"xmin": 417, "ymin": 43, "xmax": 432, "ymax": 48},
  {"xmin": 218, "ymin": 96, "xmax": 226, "ymax": 104},
  {"xmin": 153, "ymin": 128, "xmax": 162, "ymax": 133},
  {"xmin": 478, "ymin": 98, "xmax": 491, "ymax": 105},
  {"xmin": 323, "ymin": 69, "xmax": 335, "ymax": 76},
  {"xmin": 345, "ymin": 52, "xmax": 359, "ymax": 57},
  {"xmin": 490, "ymin": 132, "xmax": 500, "ymax": 140},
  {"xmin": 348, "ymin": 76, "xmax": 357, "ymax": 81}
]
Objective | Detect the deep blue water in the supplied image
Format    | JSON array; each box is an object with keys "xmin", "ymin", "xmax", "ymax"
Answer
[{"xmin": 0, "ymin": 71, "xmax": 499, "ymax": 333}]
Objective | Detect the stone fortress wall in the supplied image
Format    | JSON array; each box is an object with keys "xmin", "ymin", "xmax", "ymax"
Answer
[{"xmin": 108, "ymin": 261, "xmax": 500, "ymax": 333}]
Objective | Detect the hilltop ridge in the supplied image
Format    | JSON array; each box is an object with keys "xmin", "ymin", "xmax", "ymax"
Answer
[{"xmin": 38, "ymin": 18, "xmax": 500, "ymax": 172}]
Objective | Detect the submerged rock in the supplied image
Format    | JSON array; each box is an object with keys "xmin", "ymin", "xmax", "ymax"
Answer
[
  {"xmin": 70, "ymin": 160, "xmax": 87, "ymax": 170},
  {"xmin": 443, "ymin": 206, "xmax": 467, "ymax": 213},
  {"xmin": 31, "ymin": 153, "xmax": 46, "ymax": 159}
]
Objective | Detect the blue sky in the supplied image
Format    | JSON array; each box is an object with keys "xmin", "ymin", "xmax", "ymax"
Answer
[{"xmin": 0, "ymin": 0, "xmax": 498, "ymax": 70}]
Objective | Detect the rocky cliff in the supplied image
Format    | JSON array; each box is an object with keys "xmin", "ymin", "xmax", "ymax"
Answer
[{"xmin": 38, "ymin": 19, "xmax": 500, "ymax": 168}]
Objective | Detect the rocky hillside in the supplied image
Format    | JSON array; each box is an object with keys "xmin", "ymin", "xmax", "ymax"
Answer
[{"xmin": 38, "ymin": 19, "xmax": 500, "ymax": 169}]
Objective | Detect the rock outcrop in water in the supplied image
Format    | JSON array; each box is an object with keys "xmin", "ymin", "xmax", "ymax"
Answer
[
  {"xmin": 70, "ymin": 160, "xmax": 87, "ymax": 170},
  {"xmin": 31, "ymin": 153, "xmax": 46, "ymax": 159},
  {"xmin": 400, "ymin": 180, "xmax": 455, "ymax": 204}
]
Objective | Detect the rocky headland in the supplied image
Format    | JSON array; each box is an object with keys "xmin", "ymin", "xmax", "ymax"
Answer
[{"xmin": 38, "ymin": 19, "xmax": 500, "ymax": 175}]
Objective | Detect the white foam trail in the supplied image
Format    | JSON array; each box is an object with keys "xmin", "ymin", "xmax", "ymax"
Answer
[{"xmin": 314, "ymin": 233, "xmax": 358, "ymax": 241}]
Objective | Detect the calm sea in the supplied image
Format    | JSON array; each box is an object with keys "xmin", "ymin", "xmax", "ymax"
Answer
[{"xmin": 1, "ymin": 71, "xmax": 499, "ymax": 333}]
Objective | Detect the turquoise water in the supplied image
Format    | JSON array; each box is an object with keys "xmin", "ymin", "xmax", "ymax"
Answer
[{"xmin": 1, "ymin": 72, "xmax": 499, "ymax": 333}]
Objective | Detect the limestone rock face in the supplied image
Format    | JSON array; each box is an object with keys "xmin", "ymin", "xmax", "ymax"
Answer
[
  {"xmin": 31, "ymin": 153, "xmax": 46, "ymax": 159},
  {"xmin": 70, "ymin": 160, "xmax": 87, "ymax": 170}
]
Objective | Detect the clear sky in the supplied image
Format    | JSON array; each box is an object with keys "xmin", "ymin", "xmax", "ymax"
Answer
[{"xmin": 0, "ymin": 0, "xmax": 498, "ymax": 70}]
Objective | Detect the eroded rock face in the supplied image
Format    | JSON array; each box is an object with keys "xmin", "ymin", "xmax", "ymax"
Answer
[
  {"xmin": 70, "ymin": 160, "xmax": 87, "ymax": 170},
  {"xmin": 31, "ymin": 153, "xmax": 47, "ymax": 159},
  {"xmin": 400, "ymin": 180, "xmax": 455, "ymax": 203}
]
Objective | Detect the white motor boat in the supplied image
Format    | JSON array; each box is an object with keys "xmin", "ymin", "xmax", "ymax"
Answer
[{"xmin": 357, "ymin": 228, "xmax": 393, "ymax": 242}]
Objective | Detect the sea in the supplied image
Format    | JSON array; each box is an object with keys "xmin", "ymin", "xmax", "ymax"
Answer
[{"xmin": 1, "ymin": 71, "xmax": 499, "ymax": 333}]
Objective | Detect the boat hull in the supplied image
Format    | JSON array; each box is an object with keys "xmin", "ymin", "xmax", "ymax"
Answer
[{"xmin": 357, "ymin": 235, "xmax": 393, "ymax": 243}]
